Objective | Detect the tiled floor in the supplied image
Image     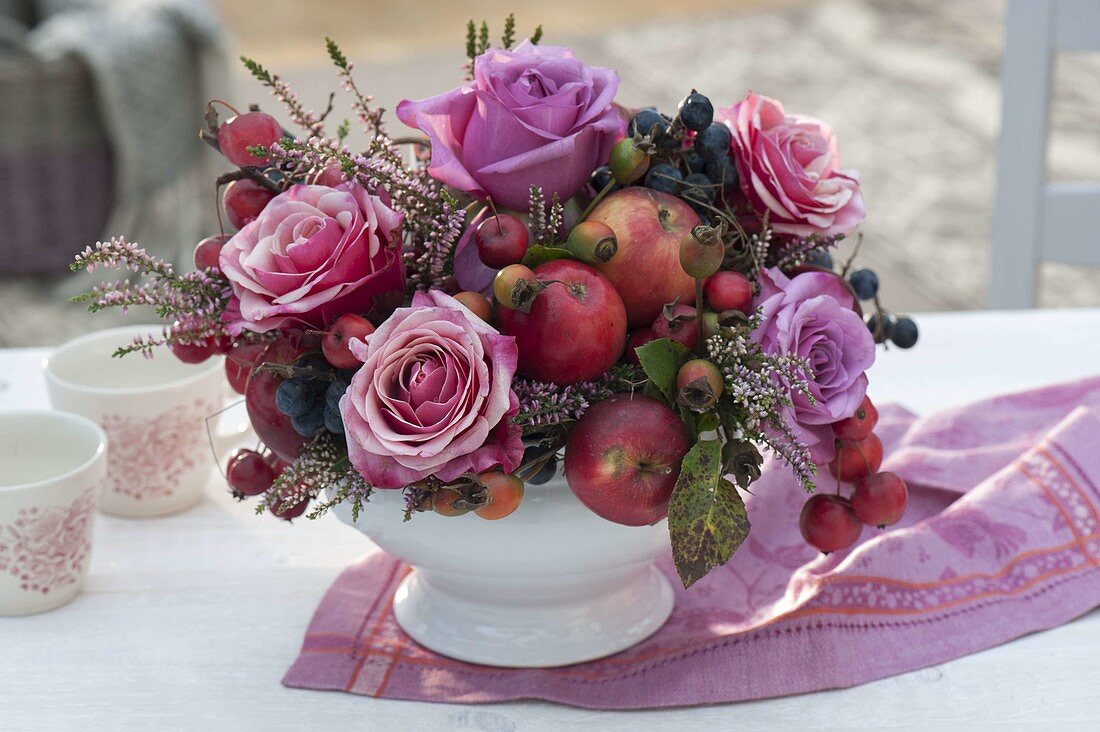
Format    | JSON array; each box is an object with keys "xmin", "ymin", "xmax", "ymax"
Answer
[{"xmin": 3, "ymin": 0, "xmax": 1099, "ymax": 346}]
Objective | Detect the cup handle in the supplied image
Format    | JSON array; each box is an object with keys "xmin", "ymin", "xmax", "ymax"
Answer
[{"xmin": 206, "ymin": 399, "xmax": 256, "ymax": 466}]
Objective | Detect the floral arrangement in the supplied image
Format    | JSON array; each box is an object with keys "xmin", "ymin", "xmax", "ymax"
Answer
[{"xmin": 73, "ymin": 17, "xmax": 918, "ymax": 588}]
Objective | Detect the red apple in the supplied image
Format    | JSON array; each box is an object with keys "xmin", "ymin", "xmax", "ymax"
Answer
[
  {"xmin": 564, "ymin": 393, "xmax": 691, "ymax": 526},
  {"xmin": 245, "ymin": 332, "xmax": 313, "ymax": 462},
  {"xmin": 322, "ymin": 313, "xmax": 375, "ymax": 369},
  {"xmin": 704, "ymin": 271, "xmax": 753, "ymax": 313},
  {"xmin": 651, "ymin": 304, "xmax": 698, "ymax": 349},
  {"xmin": 497, "ymin": 259, "xmax": 627, "ymax": 385},
  {"xmin": 587, "ymin": 188, "xmax": 700, "ymax": 328}
]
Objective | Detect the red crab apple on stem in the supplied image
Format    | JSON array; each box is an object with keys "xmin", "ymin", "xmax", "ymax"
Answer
[
  {"xmin": 321, "ymin": 313, "xmax": 375, "ymax": 369},
  {"xmin": 800, "ymin": 493, "xmax": 862, "ymax": 553},
  {"xmin": 564, "ymin": 393, "xmax": 691, "ymax": 526},
  {"xmin": 497, "ymin": 259, "xmax": 627, "ymax": 385},
  {"xmin": 587, "ymin": 187, "xmax": 700, "ymax": 328}
]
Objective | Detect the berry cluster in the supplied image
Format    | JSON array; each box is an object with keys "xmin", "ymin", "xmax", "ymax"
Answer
[
  {"xmin": 274, "ymin": 356, "xmax": 352, "ymax": 438},
  {"xmin": 846, "ymin": 267, "xmax": 919, "ymax": 350},
  {"xmin": 799, "ymin": 395, "xmax": 909, "ymax": 553}
]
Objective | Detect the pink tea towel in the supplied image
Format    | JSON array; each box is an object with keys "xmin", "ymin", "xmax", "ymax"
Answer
[{"xmin": 283, "ymin": 377, "xmax": 1100, "ymax": 708}]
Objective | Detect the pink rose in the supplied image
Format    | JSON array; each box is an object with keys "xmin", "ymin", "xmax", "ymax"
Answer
[
  {"xmin": 396, "ymin": 41, "xmax": 624, "ymax": 211},
  {"xmin": 340, "ymin": 290, "xmax": 523, "ymax": 489},
  {"xmin": 719, "ymin": 92, "xmax": 865, "ymax": 237},
  {"xmin": 753, "ymin": 267, "xmax": 876, "ymax": 463},
  {"xmin": 219, "ymin": 183, "xmax": 404, "ymax": 335}
]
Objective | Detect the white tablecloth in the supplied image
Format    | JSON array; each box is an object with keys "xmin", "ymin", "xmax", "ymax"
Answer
[{"xmin": 2, "ymin": 309, "xmax": 1099, "ymax": 730}]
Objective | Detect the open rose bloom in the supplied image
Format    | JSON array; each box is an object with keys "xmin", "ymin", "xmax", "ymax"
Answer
[
  {"xmin": 721, "ymin": 92, "xmax": 865, "ymax": 237},
  {"xmin": 220, "ymin": 183, "xmax": 405, "ymax": 335},
  {"xmin": 340, "ymin": 291, "xmax": 524, "ymax": 489}
]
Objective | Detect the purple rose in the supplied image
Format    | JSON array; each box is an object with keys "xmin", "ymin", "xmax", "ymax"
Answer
[
  {"xmin": 340, "ymin": 290, "xmax": 523, "ymax": 489},
  {"xmin": 396, "ymin": 41, "xmax": 624, "ymax": 211},
  {"xmin": 753, "ymin": 267, "xmax": 875, "ymax": 462},
  {"xmin": 220, "ymin": 183, "xmax": 405, "ymax": 335}
]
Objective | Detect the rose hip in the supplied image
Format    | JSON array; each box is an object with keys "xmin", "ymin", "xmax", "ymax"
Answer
[
  {"xmin": 676, "ymin": 358, "xmax": 724, "ymax": 410},
  {"xmin": 800, "ymin": 494, "xmax": 862, "ymax": 553},
  {"xmin": 223, "ymin": 179, "xmax": 275, "ymax": 230},
  {"xmin": 454, "ymin": 291, "xmax": 492, "ymax": 322},
  {"xmin": 851, "ymin": 471, "xmax": 908, "ymax": 527},
  {"xmin": 474, "ymin": 472, "xmax": 525, "ymax": 520},
  {"xmin": 624, "ymin": 328, "xmax": 656, "ymax": 366},
  {"xmin": 493, "ymin": 264, "xmax": 536, "ymax": 310},
  {"xmin": 217, "ymin": 111, "xmax": 283, "ymax": 168},
  {"xmin": 432, "ymin": 488, "xmax": 470, "ymax": 517},
  {"xmin": 832, "ymin": 395, "xmax": 879, "ymax": 442},
  {"xmin": 828, "ymin": 432, "xmax": 884, "ymax": 483},
  {"xmin": 193, "ymin": 234, "xmax": 229, "ymax": 272}
]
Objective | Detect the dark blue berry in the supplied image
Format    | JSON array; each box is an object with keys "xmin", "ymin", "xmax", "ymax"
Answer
[
  {"xmin": 848, "ymin": 269, "xmax": 880, "ymax": 300},
  {"xmin": 629, "ymin": 109, "xmax": 664, "ymax": 140},
  {"xmin": 682, "ymin": 172, "xmax": 715, "ymax": 209},
  {"xmin": 591, "ymin": 165, "xmax": 613, "ymax": 191},
  {"xmin": 323, "ymin": 405, "xmax": 344, "ymax": 434},
  {"xmin": 325, "ymin": 379, "xmax": 348, "ymax": 414},
  {"xmin": 865, "ymin": 313, "xmax": 895, "ymax": 344},
  {"xmin": 522, "ymin": 444, "xmax": 558, "ymax": 486},
  {"xmin": 806, "ymin": 250, "xmax": 834, "ymax": 271},
  {"xmin": 678, "ymin": 91, "xmax": 714, "ymax": 132},
  {"xmin": 291, "ymin": 400, "xmax": 326, "ymax": 437},
  {"xmin": 890, "ymin": 317, "xmax": 919, "ymax": 349},
  {"xmin": 694, "ymin": 123, "xmax": 732, "ymax": 162},
  {"xmin": 657, "ymin": 114, "xmax": 681, "ymax": 150},
  {"xmin": 275, "ymin": 377, "xmax": 314, "ymax": 418},
  {"xmin": 644, "ymin": 163, "xmax": 682, "ymax": 195},
  {"xmin": 684, "ymin": 152, "xmax": 707, "ymax": 175},
  {"xmin": 704, "ymin": 155, "xmax": 738, "ymax": 190}
]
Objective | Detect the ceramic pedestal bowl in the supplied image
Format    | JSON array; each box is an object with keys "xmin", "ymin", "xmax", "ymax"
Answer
[{"xmin": 332, "ymin": 469, "xmax": 674, "ymax": 668}]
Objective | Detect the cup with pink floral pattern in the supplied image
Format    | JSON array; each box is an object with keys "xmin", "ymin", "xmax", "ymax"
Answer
[
  {"xmin": 44, "ymin": 325, "xmax": 230, "ymax": 517},
  {"xmin": 0, "ymin": 410, "xmax": 106, "ymax": 615}
]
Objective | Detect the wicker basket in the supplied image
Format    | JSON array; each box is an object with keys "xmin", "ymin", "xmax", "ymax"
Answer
[{"xmin": 0, "ymin": 24, "xmax": 114, "ymax": 275}]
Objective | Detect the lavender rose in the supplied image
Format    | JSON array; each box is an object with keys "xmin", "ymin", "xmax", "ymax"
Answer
[
  {"xmin": 719, "ymin": 92, "xmax": 865, "ymax": 237},
  {"xmin": 753, "ymin": 267, "xmax": 875, "ymax": 462},
  {"xmin": 340, "ymin": 290, "xmax": 523, "ymax": 489},
  {"xmin": 396, "ymin": 41, "xmax": 624, "ymax": 211},
  {"xmin": 219, "ymin": 183, "xmax": 404, "ymax": 335}
]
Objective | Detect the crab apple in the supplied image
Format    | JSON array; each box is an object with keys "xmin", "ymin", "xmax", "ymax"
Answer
[
  {"xmin": 454, "ymin": 291, "xmax": 493, "ymax": 322},
  {"xmin": 800, "ymin": 494, "xmax": 862, "ymax": 553},
  {"xmin": 244, "ymin": 332, "xmax": 312, "ymax": 462},
  {"xmin": 851, "ymin": 472, "xmax": 908, "ymax": 528},
  {"xmin": 566, "ymin": 221, "xmax": 618, "ymax": 264},
  {"xmin": 217, "ymin": 110, "xmax": 283, "ymax": 167},
  {"xmin": 193, "ymin": 234, "xmax": 229, "ymax": 272},
  {"xmin": 676, "ymin": 358, "xmax": 724, "ymax": 410},
  {"xmin": 224, "ymin": 179, "xmax": 275, "ymax": 230},
  {"xmin": 169, "ymin": 340, "xmax": 214, "ymax": 364},
  {"xmin": 624, "ymin": 327, "xmax": 656, "ymax": 366},
  {"xmin": 651, "ymin": 304, "xmax": 698, "ymax": 349},
  {"xmin": 564, "ymin": 393, "xmax": 691, "ymax": 526},
  {"xmin": 474, "ymin": 472, "xmax": 525, "ymax": 520},
  {"xmin": 497, "ymin": 259, "xmax": 627, "ymax": 385},
  {"xmin": 832, "ymin": 395, "xmax": 879, "ymax": 442},
  {"xmin": 587, "ymin": 188, "xmax": 700, "ymax": 328},
  {"xmin": 704, "ymin": 271, "xmax": 753, "ymax": 314},
  {"xmin": 493, "ymin": 264, "xmax": 536, "ymax": 310},
  {"xmin": 224, "ymin": 342, "xmax": 266, "ymax": 395},
  {"xmin": 828, "ymin": 432, "xmax": 884, "ymax": 483},
  {"xmin": 322, "ymin": 313, "xmax": 375, "ymax": 369},
  {"xmin": 271, "ymin": 492, "xmax": 309, "ymax": 521},
  {"xmin": 226, "ymin": 449, "xmax": 275, "ymax": 498},
  {"xmin": 475, "ymin": 213, "xmax": 529, "ymax": 268}
]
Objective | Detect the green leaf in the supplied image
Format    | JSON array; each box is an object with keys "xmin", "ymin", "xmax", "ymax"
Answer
[
  {"xmin": 521, "ymin": 244, "xmax": 573, "ymax": 268},
  {"xmin": 668, "ymin": 439, "xmax": 751, "ymax": 588},
  {"xmin": 635, "ymin": 338, "xmax": 690, "ymax": 403},
  {"xmin": 695, "ymin": 410, "xmax": 720, "ymax": 434}
]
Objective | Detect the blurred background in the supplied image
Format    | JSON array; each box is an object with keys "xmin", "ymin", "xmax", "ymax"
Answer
[{"xmin": 1, "ymin": 0, "xmax": 1098, "ymax": 346}]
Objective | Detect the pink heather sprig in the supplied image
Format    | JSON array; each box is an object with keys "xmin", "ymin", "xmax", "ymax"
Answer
[
  {"xmin": 257, "ymin": 434, "xmax": 372, "ymax": 521},
  {"xmin": 239, "ymin": 55, "xmax": 326, "ymax": 137},
  {"xmin": 771, "ymin": 233, "xmax": 843, "ymax": 270},
  {"xmin": 325, "ymin": 38, "xmax": 385, "ymax": 139},
  {"xmin": 513, "ymin": 365, "xmax": 641, "ymax": 433},
  {"xmin": 71, "ymin": 237, "xmax": 233, "ymax": 357}
]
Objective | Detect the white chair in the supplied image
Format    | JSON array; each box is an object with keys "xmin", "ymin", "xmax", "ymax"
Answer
[{"xmin": 989, "ymin": 0, "xmax": 1100, "ymax": 309}]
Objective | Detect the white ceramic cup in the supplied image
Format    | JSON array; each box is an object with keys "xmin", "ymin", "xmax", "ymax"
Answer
[
  {"xmin": 0, "ymin": 410, "xmax": 106, "ymax": 615},
  {"xmin": 44, "ymin": 325, "xmax": 226, "ymax": 517}
]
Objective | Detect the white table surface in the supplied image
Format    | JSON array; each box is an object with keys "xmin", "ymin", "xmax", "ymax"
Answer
[{"xmin": 2, "ymin": 309, "xmax": 1100, "ymax": 731}]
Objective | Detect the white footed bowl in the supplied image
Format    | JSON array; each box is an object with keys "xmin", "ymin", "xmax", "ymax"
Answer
[{"xmin": 332, "ymin": 472, "xmax": 674, "ymax": 668}]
